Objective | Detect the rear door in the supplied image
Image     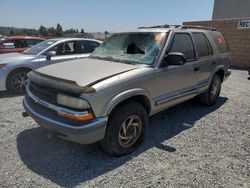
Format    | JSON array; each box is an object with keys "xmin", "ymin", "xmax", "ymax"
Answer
[
  {"xmin": 192, "ymin": 32, "xmax": 215, "ymax": 89},
  {"xmin": 153, "ymin": 32, "xmax": 199, "ymax": 107}
]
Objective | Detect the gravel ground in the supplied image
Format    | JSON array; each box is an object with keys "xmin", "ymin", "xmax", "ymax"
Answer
[{"xmin": 0, "ymin": 69, "xmax": 249, "ymax": 188}]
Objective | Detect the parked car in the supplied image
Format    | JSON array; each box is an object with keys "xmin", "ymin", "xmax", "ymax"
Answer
[
  {"xmin": 0, "ymin": 38, "xmax": 102, "ymax": 94},
  {"xmin": 23, "ymin": 26, "xmax": 231, "ymax": 156},
  {"xmin": 0, "ymin": 36, "xmax": 45, "ymax": 54}
]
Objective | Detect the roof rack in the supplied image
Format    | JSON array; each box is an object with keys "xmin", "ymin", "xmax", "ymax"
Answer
[
  {"xmin": 138, "ymin": 24, "xmax": 217, "ymax": 31},
  {"xmin": 180, "ymin": 25, "xmax": 217, "ymax": 31},
  {"xmin": 138, "ymin": 24, "xmax": 181, "ymax": 29}
]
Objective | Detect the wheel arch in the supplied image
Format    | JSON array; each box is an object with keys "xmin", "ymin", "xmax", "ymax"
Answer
[
  {"xmin": 6, "ymin": 67, "xmax": 32, "ymax": 83},
  {"xmin": 102, "ymin": 88, "xmax": 153, "ymax": 118},
  {"xmin": 209, "ymin": 65, "xmax": 225, "ymax": 85},
  {"xmin": 5, "ymin": 66, "xmax": 33, "ymax": 92}
]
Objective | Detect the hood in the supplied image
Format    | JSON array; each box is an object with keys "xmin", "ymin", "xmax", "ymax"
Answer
[
  {"xmin": 35, "ymin": 58, "xmax": 140, "ymax": 87},
  {"xmin": 0, "ymin": 53, "xmax": 37, "ymax": 65}
]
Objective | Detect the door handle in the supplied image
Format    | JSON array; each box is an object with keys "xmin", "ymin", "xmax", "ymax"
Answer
[{"xmin": 194, "ymin": 64, "xmax": 200, "ymax": 72}]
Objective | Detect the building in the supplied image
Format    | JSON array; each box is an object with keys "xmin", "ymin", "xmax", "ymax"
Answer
[
  {"xmin": 213, "ymin": 0, "xmax": 250, "ymax": 20},
  {"xmin": 184, "ymin": 0, "xmax": 250, "ymax": 68}
]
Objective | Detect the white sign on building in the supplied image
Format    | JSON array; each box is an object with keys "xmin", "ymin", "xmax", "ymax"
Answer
[{"xmin": 238, "ymin": 19, "xmax": 250, "ymax": 29}]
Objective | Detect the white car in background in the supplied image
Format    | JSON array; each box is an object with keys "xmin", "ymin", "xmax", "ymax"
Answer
[{"xmin": 0, "ymin": 38, "xmax": 102, "ymax": 94}]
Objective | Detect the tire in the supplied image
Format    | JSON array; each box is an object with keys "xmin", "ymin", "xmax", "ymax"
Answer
[
  {"xmin": 6, "ymin": 69, "xmax": 30, "ymax": 94},
  {"xmin": 199, "ymin": 74, "xmax": 221, "ymax": 106},
  {"xmin": 100, "ymin": 101, "xmax": 148, "ymax": 156}
]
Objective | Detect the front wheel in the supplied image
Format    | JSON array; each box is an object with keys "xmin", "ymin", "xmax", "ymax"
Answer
[
  {"xmin": 100, "ymin": 102, "xmax": 148, "ymax": 156},
  {"xmin": 6, "ymin": 69, "xmax": 30, "ymax": 94},
  {"xmin": 199, "ymin": 74, "xmax": 221, "ymax": 106}
]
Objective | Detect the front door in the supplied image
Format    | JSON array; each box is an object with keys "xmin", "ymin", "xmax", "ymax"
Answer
[{"xmin": 153, "ymin": 33, "xmax": 199, "ymax": 109}]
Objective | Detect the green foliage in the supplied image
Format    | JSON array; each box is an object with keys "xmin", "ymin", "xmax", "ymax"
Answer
[{"xmin": 55, "ymin": 23, "xmax": 63, "ymax": 36}]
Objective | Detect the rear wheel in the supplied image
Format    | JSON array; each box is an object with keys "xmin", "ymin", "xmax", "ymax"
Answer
[
  {"xmin": 100, "ymin": 102, "xmax": 148, "ymax": 156},
  {"xmin": 6, "ymin": 69, "xmax": 30, "ymax": 94},
  {"xmin": 199, "ymin": 74, "xmax": 221, "ymax": 106}
]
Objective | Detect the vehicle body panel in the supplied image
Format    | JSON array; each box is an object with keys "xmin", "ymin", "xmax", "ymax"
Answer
[
  {"xmin": 23, "ymin": 28, "xmax": 231, "ymax": 144},
  {"xmin": 0, "ymin": 38, "xmax": 102, "ymax": 91},
  {"xmin": 0, "ymin": 36, "xmax": 45, "ymax": 54}
]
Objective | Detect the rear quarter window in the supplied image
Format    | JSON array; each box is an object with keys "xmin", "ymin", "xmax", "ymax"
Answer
[
  {"xmin": 209, "ymin": 31, "xmax": 230, "ymax": 53},
  {"xmin": 193, "ymin": 33, "xmax": 213, "ymax": 57}
]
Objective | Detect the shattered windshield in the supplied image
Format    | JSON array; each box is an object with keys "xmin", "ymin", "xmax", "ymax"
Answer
[
  {"xmin": 90, "ymin": 32, "xmax": 167, "ymax": 65},
  {"xmin": 23, "ymin": 39, "xmax": 58, "ymax": 55}
]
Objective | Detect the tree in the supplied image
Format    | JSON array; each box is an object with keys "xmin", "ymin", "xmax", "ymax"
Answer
[
  {"xmin": 76, "ymin": 29, "xmax": 79, "ymax": 33},
  {"xmin": 55, "ymin": 23, "xmax": 63, "ymax": 36},
  {"xmin": 39, "ymin": 25, "xmax": 48, "ymax": 36},
  {"xmin": 48, "ymin": 27, "xmax": 55, "ymax": 36},
  {"xmin": 64, "ymin": 28, "xmax": 74, "ymax": 34},
  {"xmin": 104, "ymin": 31, "xmax": 110, "ymax": 34},
  {"xmin": 80, "ymin": 28, "xmax": 85, "ymax": 33},
  {"xmin": 9, "ymin": 30, "xmax": 14, "ymax": 35}
]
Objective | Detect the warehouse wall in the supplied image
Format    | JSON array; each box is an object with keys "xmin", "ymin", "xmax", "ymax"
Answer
[
  {"xmin": 184, "ymin": 19, "xmax": 250, "ymax": 68},
  {"xmin": 213, "ymin": 0, "xmax": 250, "ymax": 20}
]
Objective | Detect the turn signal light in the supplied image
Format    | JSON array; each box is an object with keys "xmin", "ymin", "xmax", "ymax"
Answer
[{"xmin": 62, "ymin": 112, "xmax": 94, "ymax": 121}]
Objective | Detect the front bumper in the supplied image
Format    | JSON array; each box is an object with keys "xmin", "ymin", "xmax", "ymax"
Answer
[
  {"xmin": 23, "ymin": 96, "xmax": 107, "ymax": 144},
  {"xmin": 0, "ymin": 69, "xmax": 7, "ymax": 91}
]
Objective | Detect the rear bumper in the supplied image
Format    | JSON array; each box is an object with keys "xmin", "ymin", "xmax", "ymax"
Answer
[
  {"xmin": 224, "ymin": 69, "xmax": 231, "ymax": 81},
  {"xmin": 23, "ymin": 96, "xmax": 107, "ymax": 144}
]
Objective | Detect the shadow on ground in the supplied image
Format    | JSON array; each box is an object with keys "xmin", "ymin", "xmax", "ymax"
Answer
[
  {"xmin": 0, "ymin": 91, "xmax": 23, "ymax": 99},
  {"xmin": 17, "ymin": 97, "xmax": 228, "ymax": 187}
]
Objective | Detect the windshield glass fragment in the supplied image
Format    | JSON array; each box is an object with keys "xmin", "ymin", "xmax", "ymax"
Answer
[{"xmin": 91, "ymin": 32, "xmax": 167, "ymax": 65}]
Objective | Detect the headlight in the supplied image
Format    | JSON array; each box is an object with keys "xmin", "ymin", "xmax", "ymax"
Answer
[
  {"xmin": 56, "ymin": 93, "xmax": 90, "ymax": 110},
  {"xmin": 0, "ymin": 64, "xmax": 6, "ymax": 69}
]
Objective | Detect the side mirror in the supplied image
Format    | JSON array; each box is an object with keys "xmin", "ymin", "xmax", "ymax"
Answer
[
  {"xmin": 164, "ymin": 52, "xmax": 187, "ymax": 66},
  {"xmin": 46, "ymin": 51, "xmax": 56, "ymax": 60}
]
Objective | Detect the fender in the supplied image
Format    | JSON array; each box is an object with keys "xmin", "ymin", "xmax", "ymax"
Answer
[
  {"xmin": 208, "ymin": 65, "xmax": 225, "ymax": 86},
  {"xmin": 100, "ymin": 88, "xmax": 154, "ymax": 117}
]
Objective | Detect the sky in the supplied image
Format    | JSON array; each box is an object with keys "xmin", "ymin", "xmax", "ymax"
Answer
[{"xmin": 0, "ymin": 0, "xmax": 214, "ymax": 32}]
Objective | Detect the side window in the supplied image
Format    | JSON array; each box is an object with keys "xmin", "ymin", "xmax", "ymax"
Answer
[
  {"xmin": 209, "ymin": 31, "xmax": 230, "ymax": 53},
  {"xmin": 14, "ymin": 39, "xmax": 28, "ymax": 48},
  {"xmin": 193, "ymin": 33, "xmax": 213, "ymax": 57},
  {"xmin": 2, "ymin": 40, "xmax": 15, "ymax": 48},
  {"xmin": 27, "ymin": 39, "xmax": 38, "ymax": 47},
  {"xmin": 51, "ymin": 41, "xmax": 74, "ymax": 55},
  {"xmin": 82, "ymin": 41, "xmax": 100, "ymax": 53},
  {"xmin": 169, "ymin": 33, "xmax": 195, "ymax": 61},
  {"xmin": 71, "ymin": 41, "xmax": 83, "ymax": 54}
]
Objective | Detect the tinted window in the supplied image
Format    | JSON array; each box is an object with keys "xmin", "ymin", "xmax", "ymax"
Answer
[
  {"xmin": 10, "ymin": 39, "xmax": 28, "ymax": 48},
  {"xmin": 27, "ymin": 39, "xmax": 42, "ymax": 47},
  {"xmin": 170, "ymin": 33, "xmax": 195, "ymax": 60},
  {"xmin": 82, "ymin": 41, "xmax": 100, "ymax": 53},
  {"xmin": 209, "ymin": 31, "xmax": 230, "ymax": 53},
  {"xmin": 51, "ymin": 41, "xmax": 83, "ymax": 55},
  {"xmin": 193, "ymin": 33, "xmax": 213, "ymax": 57}
]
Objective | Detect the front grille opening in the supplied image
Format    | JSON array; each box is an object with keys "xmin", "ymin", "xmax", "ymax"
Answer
[{"xmin": 29, "ymin": 81, "xmax": 80, "ymax": 105}]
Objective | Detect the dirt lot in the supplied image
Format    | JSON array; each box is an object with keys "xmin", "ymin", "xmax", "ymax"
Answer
[{"xmin": 0, "ymin": 70, "xmax": 249, "ymax": 188}]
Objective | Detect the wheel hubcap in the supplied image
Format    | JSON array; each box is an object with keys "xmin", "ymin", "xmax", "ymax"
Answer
[
  {"xmin": 11, "ymin": 72, "xmax": 27, "ymax": 92},
  {"xmin": 118, "ymin": 115, "xmax": 142, "ymax": 147}
]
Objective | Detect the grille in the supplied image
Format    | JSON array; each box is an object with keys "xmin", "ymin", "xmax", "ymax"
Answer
[{"xmin": 29, "ymin": 81, "xmax": 58, "ymax": 104}]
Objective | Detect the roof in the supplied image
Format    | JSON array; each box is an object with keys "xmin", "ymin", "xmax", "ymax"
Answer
[
  {"xmin": 116, "ymin": 25, "xmax": 217, "ymax": 34},
  {"xmin": 47, "ymin": 38, "xmax": 102, "ymax": 43},
  {"xmin": 4, "ymin": 36, "xmax": 45, "ymax": 40}
]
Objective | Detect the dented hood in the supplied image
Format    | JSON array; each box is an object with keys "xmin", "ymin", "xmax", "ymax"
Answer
[{"xmin": 34, "ymin": 58, "xmax": 139, "ymax": 87}]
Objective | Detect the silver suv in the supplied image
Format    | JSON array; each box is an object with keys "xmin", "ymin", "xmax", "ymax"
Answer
[{"xmin": 23, "ymin": 25, "xmax": 231, "ymax": 156}]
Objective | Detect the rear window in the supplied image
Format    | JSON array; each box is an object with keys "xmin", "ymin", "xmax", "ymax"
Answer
[
  {"xmin": 209, "ymin": 31, "xmax": 230, "ymax": 53},
  {"xmin": 193, "ymin": 33, "xmax": 213, "ymax": 57}
]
